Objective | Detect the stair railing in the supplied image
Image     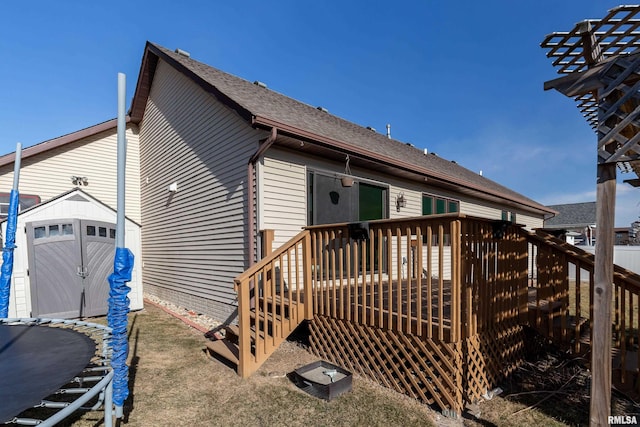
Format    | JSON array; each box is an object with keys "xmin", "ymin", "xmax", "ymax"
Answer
[
  {"xmin": 518, "ymin": 228, "xmax": 640, "ymax": 390},
  {"xmin": 233, "ymin": 229, "xmax": 312, "ymax": 378}
]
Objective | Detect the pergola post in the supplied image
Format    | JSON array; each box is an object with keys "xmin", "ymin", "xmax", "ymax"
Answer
[
  {"xmin": 591, "ymin": 161, "xmax": 616, "ymax": 424},
  {"xmin": 541, "ymin": 6, "xmax": 640, "ymax": 426}
]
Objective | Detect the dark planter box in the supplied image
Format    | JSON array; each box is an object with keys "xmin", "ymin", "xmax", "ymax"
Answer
[{"xmin": 290, "ymin": 360, "xmax": 352, "ymax": 401}]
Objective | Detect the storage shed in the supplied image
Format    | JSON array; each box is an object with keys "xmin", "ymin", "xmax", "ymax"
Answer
[{"xmin": 2, "ymin": 188, "xmax": 143, "ymax": 318}]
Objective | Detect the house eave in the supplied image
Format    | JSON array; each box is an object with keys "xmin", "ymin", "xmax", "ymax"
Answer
[
  {"xmin": 130, "ymin": 42, "xmax": 253, "ymax": 125},
  {"xmin": 0, "ymin": 118, "xmax": 128, "ymax": 168},
  {"xmin": 252, "ymin": 115, "xmax": 555, "ymax": 216}
]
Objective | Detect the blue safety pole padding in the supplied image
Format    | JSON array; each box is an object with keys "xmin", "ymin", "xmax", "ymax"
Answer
[
  {"xmin": 0, "ymin": 189, "xmax": 19, "ymax": 318},
  {"xmin": 107, "ymin": 246, "xmax": 134, "ymax": 408}
]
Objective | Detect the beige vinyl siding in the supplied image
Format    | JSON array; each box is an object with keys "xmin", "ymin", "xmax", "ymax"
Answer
[
  {"xmin": 259, "ymin": 153, "xmax": 307, "ymax": 250},
  {"xmin": 0, "ymin": 126, "xmax": 141, "ymax": 223},
  {"xmin": 139, "ymin": 60, "xmax": 261, "ymax": 308},
  {"xmin": 260, "ymin": 148, "xmax": 546, "ymax": 248},
  {"xmin": 515, "ymin": 213, "xmax": 544, "ymax": 230}
]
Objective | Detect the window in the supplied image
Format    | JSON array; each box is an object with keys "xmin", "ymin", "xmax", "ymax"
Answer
[
  {"xmin": 34, "ymin": 226, "xmax": 46, "ymax": 239},
  {"xmin": 62, "ymin": 224, "xmax": 74, "ymax": 235},
  {"xmin": 49, "ymin": 225, "xmax": 59, "ymax": 236},
  {"xmin": 501, "ymin": 210, "xmax": 517, "ymax": 223},
  {"xmin": 422, "ymin": 194, "xmax": 459, "ymax": 215},
  {"xmin": 307, "ymin": 171, "xmax": 388, "ymax": 225}
]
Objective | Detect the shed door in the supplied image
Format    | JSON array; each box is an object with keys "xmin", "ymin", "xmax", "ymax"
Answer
[
  {"xmin": 81, "ymin": 221, "xmax": 116, "ymax": 317},
  {"xmin": 27, "ymin": 219, "xmax": 116, "ymax": 318}
]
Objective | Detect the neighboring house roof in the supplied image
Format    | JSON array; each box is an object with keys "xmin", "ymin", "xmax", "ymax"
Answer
[
  {"xmin": 0, "ymin": 118, "xmax": 128, "ymax": 168},
  {"xmin": 130, "ymin": 42, "xmax": 555, "ymax": 217},
  {"xmin": 544, "ymin": 202, "xmax": 596, "ymax": 229}
]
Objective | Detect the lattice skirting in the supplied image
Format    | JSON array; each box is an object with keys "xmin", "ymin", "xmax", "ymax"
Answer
[
  {"xmin": 464, "ymin": 324, "xmax": 526, "ymax": 404},
  {"xmin": 309, "ymin": 316, "xmax": 526, "ymax": 415}
]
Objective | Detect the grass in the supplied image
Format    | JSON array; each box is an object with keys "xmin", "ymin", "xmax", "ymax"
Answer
[
  {"xmin": 59, "ymin": 303, "xmax": 438, "ymax": 427},
  {"xmin": 44, "ymin": 302, "xmax": 637, "ymax": 426}
]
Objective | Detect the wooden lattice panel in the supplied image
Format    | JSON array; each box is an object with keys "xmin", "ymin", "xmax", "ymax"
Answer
[
  {"xmin": 309, "ymin": 315, "xmax": 527, "ymax": 415},
  {"xmin": 464, "ymin": 325, "xmax": 526, "ymax": 403},
  {"xmin": 309, "ymin": 315, "xmax": 464, "ymax": 413}
]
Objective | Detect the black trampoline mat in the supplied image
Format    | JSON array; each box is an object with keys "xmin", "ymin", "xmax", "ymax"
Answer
[{"xmin": 0, "ymin": 324, "xmax": 96, "ymax": 422}]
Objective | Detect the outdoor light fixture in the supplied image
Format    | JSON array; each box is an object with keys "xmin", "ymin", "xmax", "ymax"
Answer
[
  {"xmin": 71, "ymin": 176, "xmax": 89, "ymax": 186},
  {"xmin": 396, "ymin": 192, "xmax": 407, "ymax": 211},
  {"xmin": 341, "ymin": 155, "xmax": 354, "ymax": 187},
  {"xmin": 168, "ymin": 182, "xmax": 178, "ymax": 193}
]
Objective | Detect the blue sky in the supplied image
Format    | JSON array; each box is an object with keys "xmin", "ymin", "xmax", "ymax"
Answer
[{"xmin": 0, "ymin": 1, "xmax": 638, "ymax": 226}]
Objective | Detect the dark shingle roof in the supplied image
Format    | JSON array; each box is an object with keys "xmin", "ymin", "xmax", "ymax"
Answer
[
  {"xmin": 131, "ymin": 42, "xmax": 553, "ymax": 216},
  {"xmin": 544, "ymin": 202, "xmax": 596, "ymax": 228}
]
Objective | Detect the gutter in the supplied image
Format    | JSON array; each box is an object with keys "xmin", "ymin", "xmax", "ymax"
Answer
[{"xmin": 247, "ymin": 127, "xmax": 277, "ymax": 267}]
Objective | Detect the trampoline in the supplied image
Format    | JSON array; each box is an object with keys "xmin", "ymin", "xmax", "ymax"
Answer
[{"xmin": 0, "ymin": 318, "xmax": 114, "ymax": 426}]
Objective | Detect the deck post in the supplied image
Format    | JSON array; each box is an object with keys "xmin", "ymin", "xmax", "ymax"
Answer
[
  {"xmin": 302, "ymin": 231, "xmax": 314, "ymax": 320},
  {"xmin": 451, "ymin": 219, "xmax": 461, "ymax": 342},
  {"xmin": 235, "ymin": 278, "xmax": 253, "ymax": 378}
]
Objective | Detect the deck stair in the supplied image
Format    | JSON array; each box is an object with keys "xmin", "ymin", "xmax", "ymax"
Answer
[
  {"xmin": 205, "ymin": 296, "xmax": 299, "ymax": 372},
  {"xmin": 205, "ymin": 325, "xmax": 241, "ymax": 367},
  {"xmin": 207, "ymin": 230, "xmax": 313, "ymax": 377}
]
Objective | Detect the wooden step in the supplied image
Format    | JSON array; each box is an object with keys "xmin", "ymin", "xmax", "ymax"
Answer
[
  {"xmin": 225, "ymin": 324, "xmax": 240, "ymax": 343},
  {"xmin": 205, "ymin": 339, "xmax": 239, "ymax": 367}
]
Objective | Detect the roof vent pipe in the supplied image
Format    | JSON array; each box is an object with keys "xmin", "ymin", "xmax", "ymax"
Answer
[
  {"xmin": 423, "ymin": 148, "xmax": 428, "ymax": 155},
  {"xmin": 175, "ymin": 48, "xmax": 190, "ymax": 58},
  {"xmin": 479, "ymin": 170, "xmax": 483, "ymax": 176},
  {"xmin": 386, "ymin": 124, "xmax": 391, "ymax": 139}
]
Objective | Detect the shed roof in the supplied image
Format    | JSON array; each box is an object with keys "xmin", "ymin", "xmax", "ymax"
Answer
[
  {"xmin": 0, "ymin": 187, "xmax": 141, "ymax": 227},
  {"xmin": 130, "ymin": 42, "xmax": 554, "ymax": 216}
]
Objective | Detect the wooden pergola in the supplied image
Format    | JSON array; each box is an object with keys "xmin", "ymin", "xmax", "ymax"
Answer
[{"xmin": 541, "ymin": 5, "xmax": 640, "ymax": 425}]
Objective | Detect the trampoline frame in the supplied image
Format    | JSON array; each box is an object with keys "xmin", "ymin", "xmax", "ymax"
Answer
[{"xmin": 1, "ymin": 317, "xmax": 115, "ymax": 426}]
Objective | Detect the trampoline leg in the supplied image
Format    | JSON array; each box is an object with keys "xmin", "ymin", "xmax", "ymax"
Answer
[{"xmin": 105, "ymin": 377, "xmax": 113, "ymax": 426}]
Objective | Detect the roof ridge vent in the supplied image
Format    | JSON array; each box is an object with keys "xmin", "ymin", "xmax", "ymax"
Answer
[
  {"xmin": 366, "ymin": 126, "xmax": 376, "ymax": 132},
  {"xmin": 317, "ymin": 106, "xmax": 329, "ymax": 113},
  {"xmin": 253, "ymin": 81, "xmax": 267, "ymax": 89},
  {"xmin": 175, "ymin": 48, "xmax": 190, "ymax": 58}
]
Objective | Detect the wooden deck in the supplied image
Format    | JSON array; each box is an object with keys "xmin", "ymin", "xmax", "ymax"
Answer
[{"xmin": 226, "ymin": 215, "xmax": 640, "ymax": 415}]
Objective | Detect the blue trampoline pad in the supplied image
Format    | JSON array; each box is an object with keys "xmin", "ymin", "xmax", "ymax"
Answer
[{"xmin": 0, "ymin": 324, "xmax": 96, "ymax": 422}]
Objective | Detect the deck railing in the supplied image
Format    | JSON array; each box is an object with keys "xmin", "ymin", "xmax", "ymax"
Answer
[
  {"xmin": 307, "ymin": 215, "xmax": 463, "ymax": 342},
  {"xmin": 234, "ymin": 214, "xmax": 640, "ymax": 386},
  {"xmin": 522, "ymin": 229, "xmax": 640, "ymax": 389},
  {"xmin": 459, "ymin": 218, "xmax": 529, "ymax": 338}
]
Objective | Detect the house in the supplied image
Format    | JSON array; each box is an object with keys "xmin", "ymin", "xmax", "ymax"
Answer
[
  {"xmin": 542, "ymin": 201, "xmax": 596, "ymax": 245},
  {"xmin": 0, "ymin": 42, "xmax": 557, "ymax": 321},
  {"xmin": 128, "ymin": 42, "xmax": 556, "ymax": 322}
]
